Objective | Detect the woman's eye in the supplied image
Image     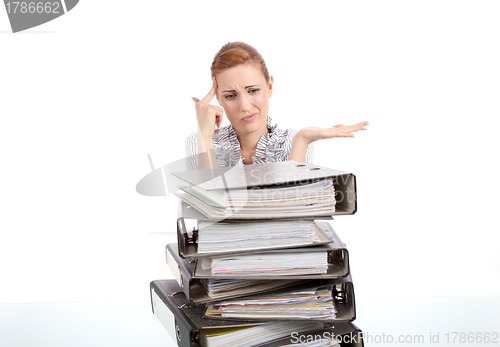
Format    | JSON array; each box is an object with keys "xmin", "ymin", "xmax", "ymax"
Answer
[
  {"xmin": 224, "ymin": 94, "xmax": 236, "ymax": 100},
  {"xmin": 248, "ymin": 88, "xmax": 260, "ymax": 94}
]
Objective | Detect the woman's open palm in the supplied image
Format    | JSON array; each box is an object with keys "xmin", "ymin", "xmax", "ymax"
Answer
[{"xmin": 298, "ymin": 121, "xmax": 369, "ymax": 143}]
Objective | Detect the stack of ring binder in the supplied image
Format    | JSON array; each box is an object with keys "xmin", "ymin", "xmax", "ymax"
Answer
[{"xmin": 149, "ymin": 161, "xmax": 365, "ymax": 347}]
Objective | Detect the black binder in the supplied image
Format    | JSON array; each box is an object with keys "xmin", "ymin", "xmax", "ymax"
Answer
[{"xmin": 151, "ymin": 279, "xmax": 363, "ymax": 347}]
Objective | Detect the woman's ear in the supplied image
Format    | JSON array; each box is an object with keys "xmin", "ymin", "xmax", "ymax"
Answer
[{"xmin": 267, "ymin": 75, "xmax": 274, "ymax": 98}]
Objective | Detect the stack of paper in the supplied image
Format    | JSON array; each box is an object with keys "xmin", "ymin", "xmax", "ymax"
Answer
[
  {"xmin": 197, "ymin": 220, "xmax": 322, "ymax": 254},
  {"xmin": 202, "ymin": 252, "xmax": 328, "ymax": 276},
  {"xmin": 206, "ymin": 286, "xmax": 336, "ymax": 320},
  {"xmin": 202, "ymin": 279, "xmax": 300, "ymax": 299},
  {"xmin": 198, "ymin": 321, "xmax": 322, "ymax": 347},
  {"xmin": 176, "ymin": 178, "xmax": 336, "ymax": 219}
]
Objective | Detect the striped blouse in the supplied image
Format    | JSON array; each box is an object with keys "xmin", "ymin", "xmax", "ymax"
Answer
[{"xmin": 185, "ymin": 116, "xmax": 314, "ymax": 170}]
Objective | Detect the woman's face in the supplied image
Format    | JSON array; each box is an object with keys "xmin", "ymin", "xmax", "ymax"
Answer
[{"xmin": 215, "ymin": 62, "xmax": 273, "ymax": 136}]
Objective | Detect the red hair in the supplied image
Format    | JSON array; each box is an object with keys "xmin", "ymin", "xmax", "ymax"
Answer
[{"xmin": 210, "ymin": 42, "xmax": 269, "ymax": 82}]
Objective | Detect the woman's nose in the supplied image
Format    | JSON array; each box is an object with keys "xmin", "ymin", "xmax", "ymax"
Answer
[{"xmin": 238, "ymin": 93, "xmax": 251, "ymax": 112}]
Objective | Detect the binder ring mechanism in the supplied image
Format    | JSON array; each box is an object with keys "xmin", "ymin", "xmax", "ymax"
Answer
[
  {"xmin": 175, "ymin": 325, "xmax": 181, "ymax": 341},
  {"xmin": 334, "ymin": 284, "xmax": 349, "ymax": 304},
  {"xmin": 295, "ymin": 163, "xmax": 323, "ymax": 171},
  {"xmin": 168, "ymin": 291, "xmax": 184, "ymax": 297},
  {"xmin": 178, "ymin": 218, "xmax": 199, "ymax": 246}
]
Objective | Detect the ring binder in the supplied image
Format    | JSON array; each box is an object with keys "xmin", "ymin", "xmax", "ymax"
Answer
[
  {"xmin": 176, "ymin": 210, "xmax": 335, "ymax": 259},
  {"xmin": 172, "ymin": 161, "xmax": 357, "ymax": 220},
  {"xmin": 166, "ymin": 243, "xmax": 306, "ymax": 303},
  {"xmin": 205, "ymin": 277, "xmax": 356, "ymax": 323},
  {"xmin": 150, "ymin": 279, "xmax": 364, "ymax": 347},
  {"xmin": 168, "ymin": 223, "xmax": 350, "ymax": 283}
]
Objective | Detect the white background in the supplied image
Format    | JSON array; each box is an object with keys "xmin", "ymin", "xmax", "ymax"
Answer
[{"xmin": 1, "ymin": 0, "xmax": 499, "ymax": 310}]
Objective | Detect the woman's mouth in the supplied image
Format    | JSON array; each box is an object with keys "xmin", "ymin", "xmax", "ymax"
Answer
[{"xmin": 242, "ymin": 113, "xmax": 257, "ymax": 122}]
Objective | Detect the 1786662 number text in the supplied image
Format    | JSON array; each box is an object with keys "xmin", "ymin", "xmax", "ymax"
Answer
[{"xmin": 5, "ymin": 2, "xmax": 60, "ymax": 14}]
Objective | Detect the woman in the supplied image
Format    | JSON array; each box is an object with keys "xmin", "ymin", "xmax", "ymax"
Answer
[{"xmin": 187, "ymin": 42, "xmax": 368, "ymax": 170}]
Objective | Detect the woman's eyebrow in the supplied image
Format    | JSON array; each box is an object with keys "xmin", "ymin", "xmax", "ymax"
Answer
[{"xmin": 222, "ymin": 85, "xmax": 259, "ymax": 93}]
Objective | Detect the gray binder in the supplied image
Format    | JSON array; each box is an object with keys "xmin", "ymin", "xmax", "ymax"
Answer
[
  {"xmin": 166, "ymin": 243, "xmax": 307, "ymax": 303},
  {"xmin": 172, "ymin": 161, "xmax": 357, "ymax": 220},
  {"xmin": 169, "ymin": 222, "xmax": 349, "ymax": 281},
  {"xmin": 176, "ymin": 207, "xmax": 335, "ymax": 259},
  {"xmin": 204, "ymin": 277, "xmax": 356, "ymax": 323},
  {"xmin": 150, "ymin": 279, "xmax": 363, "ymax": 347}
]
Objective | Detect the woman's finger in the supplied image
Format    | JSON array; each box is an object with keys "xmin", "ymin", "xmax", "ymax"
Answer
[
  {"xmin": 341, "ymin": 122, "xmax": 368, "ymax": 133},
  {"xmin": 354, "ymin": 121, "xmax": 369, "ymax": 130},
  {"xmin": 191, "ymin": 97, "xmax": 200, "ymax": 103},
  {"xmin": 213, "ymin": 105, "xmax": 223, "ymax": 128},
  {"xmin": 211, "ymin": 105, "xmax": 224, "ymax": 114},
  {"xmin": 201, "ymin": 79, "xmax": 217, "ymax": 103}
]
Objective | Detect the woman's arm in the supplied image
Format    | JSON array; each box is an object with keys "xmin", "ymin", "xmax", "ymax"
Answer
[
  {"xmin": 288, "ymin": 122, "xmax": 369, "ymax": 162},
  {"xmin": 192, "ymin": 79, "xmax": 223, "ymax": 170},
  {"xmin": 196, "ymin": 129, "xmax": 218, "ymax": 170}
]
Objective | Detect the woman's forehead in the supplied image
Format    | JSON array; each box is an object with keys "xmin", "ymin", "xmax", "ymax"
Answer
[{"xmin": 216, "ymin": 63, "xmax": 267, "ymax": 90}]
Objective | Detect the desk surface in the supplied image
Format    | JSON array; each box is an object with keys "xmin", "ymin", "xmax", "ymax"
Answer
[{"xmin": 1, "ymin": 296, "xmax": 499, "ymax": 347}]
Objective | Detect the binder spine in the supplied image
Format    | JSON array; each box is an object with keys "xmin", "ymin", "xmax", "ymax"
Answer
[
  {"xmin": 166, "ymin": 246, "xmax": 184, "ymax": 289},
  {"xmin": 174, "ymin": 319, "xmax": 197, "ymax": 347},
  {"xmin": 328, "ymin": 249, "xmax": 350, "ymax": 278},
  {"xmin": 176, "ymin": 217, "xmax": 189, "ymax": 259},
  {"xmin": 166, "ymin": 244, "xmax": 197, "ymax": 301},
  {"xmin": 334, "ymin": 281, "xmax": 356, "ymax": 322},
  {"xmin": 318, "ymin": 221, "xmax": 350, "ymax": 277},
  {"xmin": 177, "ymin": 216, "xmax": 200, "ymax": 259},
  {"xmin": 150, "ymin": 281, "xmax": 198, "ymax": 347}
]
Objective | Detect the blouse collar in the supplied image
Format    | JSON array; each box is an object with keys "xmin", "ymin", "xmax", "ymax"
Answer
[{"xmin": 216, "ymin": 116, "xmax": 282, "ymax": 167}]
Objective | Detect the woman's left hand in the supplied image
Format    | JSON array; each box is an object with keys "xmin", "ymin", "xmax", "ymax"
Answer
[
  {"xmin": 296, "ymin": 121, "xmax": 369, "ymax": 144},
  {"xmin": 288, "ymin": 121, "xmax": 369, "ymax": 162}
]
